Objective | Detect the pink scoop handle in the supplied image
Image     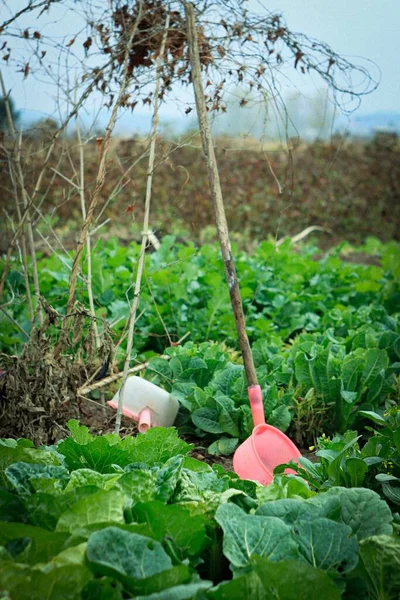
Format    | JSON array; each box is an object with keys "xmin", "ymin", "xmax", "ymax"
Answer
[
  {"xmin": 138, "ymin": 407, "xmax": 152, "ymax": 433},
  {"xmin": 248, "ymin": 385, "xmax": 265, "ymax": 427}
]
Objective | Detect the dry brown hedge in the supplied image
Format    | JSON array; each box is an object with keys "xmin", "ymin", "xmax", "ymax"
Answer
[{"xmin": 0, "ymin": 131, "xmax": 399, "ymax": 250}]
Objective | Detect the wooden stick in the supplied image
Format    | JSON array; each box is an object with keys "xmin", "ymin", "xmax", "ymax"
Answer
[
  {"xmin": 114, "ymin": 12, "xmax": 171, "ymax": 434},
  {"xmin": 4, "ymin": 142, "xmax": 34, "ymax": 321},
  {"xmin": 276, "ymin": 225, "xmax": 332, "ymax": 247},
  {"xmin": 76, "ymin": 111, "xmax": 100, "ymax": 348},
  {"xmin": 185, "ymin": 3, "xmax": 258, "ymax": 386}
]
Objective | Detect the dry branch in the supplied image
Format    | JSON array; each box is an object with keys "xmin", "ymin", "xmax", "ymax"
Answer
[
  {"xmin": 77, "ymin": 356, "xmax": 168, "ymax": 395},
  {"xmin": 276, "ymin": 225, "xmax": 333, "ymax": 247},
  {"xmin": 185, "ymin": 2, "xmax": 258, "ymax": 386}
]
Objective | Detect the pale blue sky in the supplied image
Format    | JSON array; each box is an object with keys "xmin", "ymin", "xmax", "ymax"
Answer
[
  {"xmin": 261, "ymin": 0, "xmax": 398, "ymax": 115},
  {"xmin": 1, "ymin": 0, "xmax": 399, "ymax": 130}
]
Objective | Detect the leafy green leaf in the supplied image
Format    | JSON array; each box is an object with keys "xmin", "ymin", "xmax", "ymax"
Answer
[
  {"xmin": 132, "ymin": 501, "xmax": 207, "ymax": 558},
  {"xmin": 215, "ymin": 503, "xmax": 298, "ymax": 568},
  {"xmin": 269, "ymin": 404, "xmax": 291, "ymax": 432},
  {"xmin": 86, "ymin": 526, "xmax": 171, "ymax": 579},
  {"xmin": 192, "ymin": 408, "xmax": 223, "ymax": 434},
  {"xmin": 309, "ymin": 347, "xmax": 331, "ymax": 398},
  {"xmin": 216, "ymin": 395, "xmax": 240, "ymax": 437},
  {"xmin": 147, "ymin": 358, "xmax": 173, "ymax": 382},
  {"xmin": 340, "ymin": 389, "xmax": 358, "ymax": 404},
  {"xmin": 310, "ymin": 487, "xmax": 393, "ymax": 540},
  {"xmin": 56, "ymin": 490, "xmax": 126, "ymax": 536},
  {"xmin": 134, "ymin": 581, "xmax": 213, "ymax": 600},
  {"xmin": 362, "ymin": 348, "xmax": 389, "ymax": 386},
  {"xmin": 126, "ymin": 428, "xmax": 193, "ymax": 465},
  {"xmin": 341, "ymin": 353, "xmax": 364, "ymax": 394},
  {"xmin": 256, "ymin": 476, "xmax": 314, "ymax": 504},
  {"xmin": 48, "ymin": 542, "xmax": 87, "ymax": 567},
  {"xmin": 0, "ymin": 441, "xmax": 61, "ymax": 488},
  {"xmin": 358, "ymin": 410, "xmax": 388, "ymax": 427},
  {"xmin": 0, "ymin": 564, "xmax": 92, "ymax": 600},
  {"xmin": 82, "ymin": 577, "xmax": 124, "ymax": 600},
  {"xmin": 64, "ymin": 469, "xmax": 120, "ymax": 492},
  {"xmin": 0, "ymin": 489, "xmax": 29, "ymax": 523},
  {"xmin": 0, "ymin": 522, "xmax": 71, "ymax": 564},
  {"xmin": 256, "ymin": 498, "xmax": 321, "ymax": 522},
  {"xmin": 208, "ymin": 437, "xmax": 239, "ymax": 456},
  {"xmin": 294, "ymin": 352, "xmax": 313, "ymax": 387},
  {"xmin": 174, "ymin": 469, "xmax": 228, "ymax": 510},
  {"xmin": 208, "ymin": 557, "xmax": 341, "ymax": 600},
  {"xmin": 359, "ymin": 535, "xmax": 400, "ymax": 600},
  {"xmin": 379, "ymin": 481, "xmax": 400, "ymax": 506},
  {"xmin": 67, "ymin": 420, "xmax": 93, "ymax": 444},
  {"xmin": 86, "ymin": 527, "xmax": 191, "ymax": 595},
  {"xmin": 343, "ymin": 457, "xmax": 368, "ymax": 487},
  {"xmin": 5, "ymin": 462, "xmax": 70, "ymax": 497},
  {"xmin": 26, "ymin": 485, "xmax": 101, "ymax": 531},
  {"xmin": 292, "ymin": 517, "xmax": 358, "ymax": 574},
  {"xmin": 57, "ymin": 436, "xmax": 131, "ymax": 473},
  {"xmin": 252, "ymin": 557, "xmax": 340, "ymax": 599},
  {"xmin": 210, "ymin": 364, "xmax": 243, "ymax": 396},
  {"xmin": 155, "ymin": 455, "xmax": 184, "ymax": 502}
]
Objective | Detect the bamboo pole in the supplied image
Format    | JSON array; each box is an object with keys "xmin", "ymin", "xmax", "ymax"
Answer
[
  {"xmin": 76, "ymin": 114, "xmax": 100, "ymax": 349},
  {"xmin": 185, "ymin": 3, "xmax": 258, "ymax": 387},
  {"xmin": 5, "ymin": 148, "xmax": 34, "ymax": 321},
  {"xmin": 114, "ymin": 13, "xmax": 171, "ymax": 434}
]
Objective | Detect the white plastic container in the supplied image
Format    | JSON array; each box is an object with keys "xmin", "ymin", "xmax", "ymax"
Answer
[{"xmin": 107, "ymin": 376, "xmax": 179, "ymax": 433}]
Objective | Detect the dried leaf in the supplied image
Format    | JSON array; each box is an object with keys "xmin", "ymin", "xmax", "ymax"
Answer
[
  {"xmin": 82, "ymin": 37, "xmax": 92, "ymax": 54},
  {"xmin": 295, "ymin": 50, "xmax": 304, "ymax": 69}
]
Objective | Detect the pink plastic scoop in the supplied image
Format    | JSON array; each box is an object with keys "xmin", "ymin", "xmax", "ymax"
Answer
[{"xmin": 233, "ymin": 385, "xmax": 302, "ymax": 485}]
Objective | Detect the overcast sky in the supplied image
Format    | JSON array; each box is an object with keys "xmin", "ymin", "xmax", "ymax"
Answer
[{"xmin": 1, "ymin": 0, "xmax": 398, "ymax": 131}]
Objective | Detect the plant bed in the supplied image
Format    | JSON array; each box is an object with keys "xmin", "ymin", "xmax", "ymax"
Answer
[{"xmin": 0, "ymin": 420, "xmax": 399, "ymax": 600}]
